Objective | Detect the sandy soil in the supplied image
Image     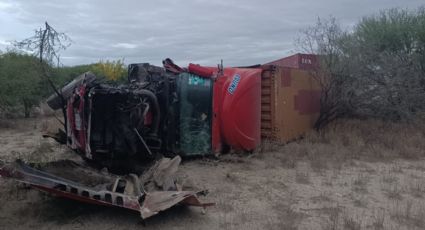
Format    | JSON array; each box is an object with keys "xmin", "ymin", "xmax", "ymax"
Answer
[{"xmin": 1, "ymin": 118, "xmax": 425, "ymax": 230}]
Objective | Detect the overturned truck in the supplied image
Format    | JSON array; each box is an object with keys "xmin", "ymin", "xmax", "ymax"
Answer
[
  {"xmin": 0, "ymin": 60, "xmax": 264, "ymax": 219},
  {"xmin": 49, "ymin": 61, "xmax": 262, "ymax": 168}
]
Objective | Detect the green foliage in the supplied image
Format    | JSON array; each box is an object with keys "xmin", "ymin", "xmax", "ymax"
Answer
[
  {"xmin": 299, "ymin": 6, "xmax": 425, "ymax": 128},
  {"xmin": 2, "ymin": 21, "xmax": 74, "ymax": 118},
  {"xmin": 355, "ymin": 8, "xmax": 422, "ymax": 54},
  {"xmin": 347, "ymin": 7, "xmax": 425, "ymax": 119},
  {"xmin": 0, "ymin": 22, "xmax": 129, "ymax": 118},
  {"xmin": 0, "ymin": 52, "xmax": 45, "ymax": 117},
  {"xmin": 51, "ymin": 64, "xmax": 95, "ymax": 87},
  {"xmin": 91, "ymin": 59, "xmax": 127, "ymax": 82},
  {"xmin": 0, "ymin": 53, "xmax": 109, "ymax": 118}
]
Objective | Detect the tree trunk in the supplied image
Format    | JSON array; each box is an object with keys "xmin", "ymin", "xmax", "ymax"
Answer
[{"xmin": 23, "ymin": 99, "xmax": 31, "ymax": 118}]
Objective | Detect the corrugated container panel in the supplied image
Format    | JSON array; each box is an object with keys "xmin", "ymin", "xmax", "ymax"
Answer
[
  {"xmin": 260, "ymin": 65, "xmax": 321, "ymax": 143},
  {"xmin": 260, "ymin": 66, "xmax": 275, "ymax": 138}
]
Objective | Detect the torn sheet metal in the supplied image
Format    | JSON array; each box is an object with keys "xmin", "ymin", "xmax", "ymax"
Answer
[{"xmin": 0, "ymin": 156, "xmax": 213, "ymax": 219}]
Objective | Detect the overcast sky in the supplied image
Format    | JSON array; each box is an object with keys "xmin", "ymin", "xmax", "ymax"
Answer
[{"xmin": 0, "ymin": 0, "xmax": 423, "ymax": 67}]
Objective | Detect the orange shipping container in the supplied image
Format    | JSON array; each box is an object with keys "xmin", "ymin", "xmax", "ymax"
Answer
[{"xmin": 260, "ymin": 65, "xmax": 321, "ymax": 143}]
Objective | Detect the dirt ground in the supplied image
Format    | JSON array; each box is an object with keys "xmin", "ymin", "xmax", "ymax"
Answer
[{"xmin": 1, "ymin": 118, "xmax": 425, "ymax": 230}]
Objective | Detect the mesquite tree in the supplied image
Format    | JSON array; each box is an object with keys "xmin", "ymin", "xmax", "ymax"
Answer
[
  {"xmin": 13, "ymin": 22, "xmax": 71, "ymax": 119},
  {"xmin": 297, "ymin": 17, "xmax": 356, "ymax": 129},
  {"xmin": 298, "ymin": 7, "xmax": 425, "ymax": 129}
]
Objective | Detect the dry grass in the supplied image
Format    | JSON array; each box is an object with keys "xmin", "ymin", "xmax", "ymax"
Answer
[
  {"xmin": 383, "ymin": 184, "xmax": 403, "ymax": 200},
  {"xmin": 269, "ymin": 205, "xmax": 304, "ymax": 230},
  {"xmin": 352, "ymin": 173, "xmax": 370, "ymax": 193},
  {"xmin": 343, "ymin": 215, "xmax": 362, "ymax": 230},
  {"xmin": 353, "ymin": 196, "xmax": 368, "ymax": 208},
  {"xmin": 409, "ymin": 179, "xmax": 425, "ymax": 198},
  {"xmin": 301, "ymin": 118, "xmax": 425, "ymax": 160},
  {"xmin": 390, "ymin": 200, "xmax": 425, "ymax": 228},
  {"xmin": 390, "ymin": 164, "xmax": 404, "ymax": 173},
  {"xmin": 327, "ymin": 206, "xmax": 340, "ymax": 230},
  {"xmin": 0, "ymin": 119, "xmax": 16, "ymax": 129},
  {"xmin": 311, "ymin": 191, "xmax": 332, "ymax": 203},
  {"xmin": 2, "ymin": 117, "xmax": 425, "ymax": 229},
  {"xmin": 295, "ymin": 170, "xmax": 310, "ymax": 184},
  {"xmin": 371, "ymin": 209, "xmax": 386, "ymax": 230}
]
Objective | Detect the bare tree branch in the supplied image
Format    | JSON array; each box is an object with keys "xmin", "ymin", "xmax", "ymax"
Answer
[{"xmin": 13, "ymin": 22, "xmax": 71, "ymax": 66}]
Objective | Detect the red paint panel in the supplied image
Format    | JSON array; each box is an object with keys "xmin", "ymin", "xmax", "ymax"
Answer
[
  {"xmin": 212, "ymin": 76, "xmax": 224, "ymax": 153},
  {"xmin": 144, "ymin": 111, "xmax": 153, "ymax": 125},
  {"xmin": 66, "ymin": 85, "xmax": 87, "ymax": 152},
  {"xmin": 265, "ymin": 53, "xmax": 318, "ymax": 70},
  {"xmin": 297, "ymin": 54, "xmax": 318, "ymax": 70},
  {"xmin": 188, "ymin": 63, "xmax": 213, "ymax": 78},
  {"xmin": 294, "ymin": 90, "xmax": 321, "ymax": 115},
  {"xmin": 210, "ymin": 67, "xmax": 262, "ymax": 152},
  {"xmin": 32, "ymin": 185, "xmax": 122, "ymax": 209},
  {"xmin": 267, "ymin": 54, "xmax": 299, "ymax": 68},
  {"xmin": 281, "ymin": 68, "xmax": 291, "ymax": 87}
]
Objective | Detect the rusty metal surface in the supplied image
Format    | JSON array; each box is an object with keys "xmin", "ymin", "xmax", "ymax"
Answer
[{"xmin": 260, "ymin": 66, "xmax": 321, "ymax": 143}]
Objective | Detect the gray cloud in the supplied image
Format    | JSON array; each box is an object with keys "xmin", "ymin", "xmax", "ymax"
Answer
[{"xmin": 0, "ymin": 0, "xmax": 424, "ymax": 66}]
